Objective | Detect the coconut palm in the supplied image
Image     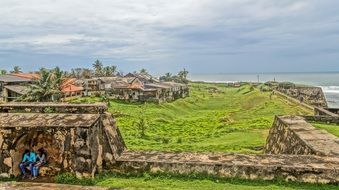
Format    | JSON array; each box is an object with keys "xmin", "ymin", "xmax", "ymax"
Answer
[
  {"xmin": 0, "ymin": 70, "xmax": 7, "ymax": 75},
  {"xmin": 11, "ymin": 66, "xmax": 22, "ymax": 74},
  {"xmin": 177, "ymin": 69, "xmax": 189, "ymax": 83},
  {"xmin": 140, "ymin": 68, "xmax": 148, "ymax": 74},
  {"xmin": 21, "ymin": 67, "xmax": 64, "ymax": 102},
  {"xmin": 93, "ymin": 59, "xmax": 103, "ymax": 77}
]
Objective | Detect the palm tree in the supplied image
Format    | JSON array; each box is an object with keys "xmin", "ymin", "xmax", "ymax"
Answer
[
  {"xmin": 0, "ymin": 70, "xmax": 7, "ymax": 75},
  {"xmin": 21, "ymin": 67, "xmax": 64, "ymax": 102},
  {"xmin": 111, "ymin": 65, "xmax": 117, "ymax": 75},
  {"xmin": 93, "ymin": 59, "xmax": 103, "ymax": 77},
  {"xmin": 160, "ymin": 72, "xmax": 172, "ymax": 81},
  {"xmin": 11, "ymin": 66, "xmax": 22, "ymax": 74},
  {"xmin": 178, "ymin": 69, "xmax": 189, "ymax": 83},
  {"xmin": 140, "ymin": 68, "xmax": 148, "ymax": 74}
]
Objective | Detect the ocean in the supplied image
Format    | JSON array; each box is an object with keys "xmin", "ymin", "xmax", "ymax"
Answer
[{"xmin": 189, "ymin": 72, "xmax": 339, "ymax": 108}]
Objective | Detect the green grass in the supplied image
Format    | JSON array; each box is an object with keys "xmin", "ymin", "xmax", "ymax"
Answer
[
  {"xmin": 71, "ymin": 83, "xmax": 312, "ymax": 154},
  {"xmin": 312, "ymin": 122, "xmax": 339, "ymax": 137},
  {"xmin": 54, "ymin": 172, "xmax": 338, "ymax": 190}
]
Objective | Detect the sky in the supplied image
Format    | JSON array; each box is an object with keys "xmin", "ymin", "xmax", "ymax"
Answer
[{"xmin": 0, "ymin": 0, "xmax": 339, "ymax": 74}]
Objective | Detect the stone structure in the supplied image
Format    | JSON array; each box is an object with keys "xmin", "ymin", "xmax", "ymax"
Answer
[
  {"xmin": 81, "ymin": 75, "xmax": 189, "ymax": 103},
  {"xmin": 265, "ymin": 115, "xmax": 339, "ymax": 156},
  {"xmin": 276, "ymin": 86, "xmax": 327, "ymax": 107},
  {"xmin": 0, "ymin": 103, "xmax": 125, "ymax": 178},
  {"xmin": 0, "ymin": 103, "xmax": 338, "ymax": 184},
  {"xmin": 114, "ymin": 151, "xmax": 339, "ymax": 184},
  {"xmin": 314, "ymin": 107, "xmax": 339, "ymax": 117}
]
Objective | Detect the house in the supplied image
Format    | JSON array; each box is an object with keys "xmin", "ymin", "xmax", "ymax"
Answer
[
  {"xmin": 125, "ymin": 72, "xmax": 160, "ymax": 84},
  {"xmin": 81, "ymin": 75, "xmax": 189, "ymax": 103},
  {"xmin": 0, "ymin": 75, "xmax": 33, "ymax": 102},
  {"xmin": 61, "ymin": 78, "xmax": 84, "ymax": 99},
  {"xmin": 97, "ymin": 77, "xmax": 144, "ymax": 101}
]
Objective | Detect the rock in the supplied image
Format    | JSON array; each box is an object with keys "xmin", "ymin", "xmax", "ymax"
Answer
[{"xmin": 3, "ymin": 157, "xmax": 12, "ymax": 168}]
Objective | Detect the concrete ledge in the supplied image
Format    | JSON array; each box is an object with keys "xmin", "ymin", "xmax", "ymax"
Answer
[{"xmin": 114, "ymin": 151, "xmax": 339, "ymax": 184}]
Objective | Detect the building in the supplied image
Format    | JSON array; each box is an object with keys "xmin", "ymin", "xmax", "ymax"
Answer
[
  {"xmin": 61, "ymin": 78, "xmax": 84, "ymax": 99},
  {"xmin": 0, "ymin": 75, "xmax": 33, "ymax": 102},
  {"xmin": 82, "ymin": 75, "xmax": 189, "ymax": 103}
]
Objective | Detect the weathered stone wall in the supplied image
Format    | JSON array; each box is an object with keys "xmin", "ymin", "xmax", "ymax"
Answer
[
  {"xmin": 113, "ymin": 151, "xmax": 339, "ymax": 184},
  {"xmin": 304, "ymin": 115, "xmax": 339, "ymax": 124},
  {"xmin": 276, "ymin": 87, "xmax": 327, "ymax": 107},
  {"xmin": 265, "ymin": 116, "xmax": 339, "ymax": 156},
  {"xmin": 314, "ymin": 107, "xmax": 339, "ymax": 117},
  {"xmin": 0, "ymin": 112, "xmax": 126, "ymax": 178}
]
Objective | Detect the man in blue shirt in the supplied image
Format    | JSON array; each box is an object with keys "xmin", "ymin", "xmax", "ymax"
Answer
[{"xmin": 19, "ymin": 149, "xmax": 37, "ymax": 178}]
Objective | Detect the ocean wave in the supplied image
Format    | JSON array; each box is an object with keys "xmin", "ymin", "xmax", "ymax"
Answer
[{"xmin": 321, "ymin": 86, "xmax": 339, "ymax": 94}]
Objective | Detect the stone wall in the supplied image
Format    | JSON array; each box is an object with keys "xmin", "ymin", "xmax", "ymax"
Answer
[
  {"xmin": 276, "ymin": 87, "xmax": 327, "ymax": 107},
  {"xmin": 314, "ymin": 107, "xmax": 339, "ymax": 117},
  {"xmin": 113, "ymin": 151, "xmax": 339, "ymax": 184},
  {"xmin": 303, "ymin": 115, "xmax": 339, "ymax": 124},
  {"xmin": 0, "ymin": 112, "xmax": 126, "ymax": 178},
  {"xmin": 264, "ymin": 115, "xmax": 339, "ymax": 156}
]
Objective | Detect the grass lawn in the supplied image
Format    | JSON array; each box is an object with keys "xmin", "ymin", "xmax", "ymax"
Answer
[
  {"xmin": 71, "ymin": 82, "xmax": 312, "ymax": 154},
  {"xmin": 54, "ymin": 173, "xmax": 338, "ymax": 190},
  {"xmin": 312, "ymin": 122, "xmax": 339, "ymax": 137}
]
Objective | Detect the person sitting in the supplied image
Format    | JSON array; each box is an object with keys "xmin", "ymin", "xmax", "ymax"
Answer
[
  {"xmin": 31, "ymin": 148, "xmax": 47, "ymax": 179},
  {"xmin": 19, "ymin": 149, "xmax": 37, "ymax": 178}
]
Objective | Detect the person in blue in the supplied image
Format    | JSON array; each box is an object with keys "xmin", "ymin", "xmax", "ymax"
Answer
[{"xmin": 19, "ymin": 149, "xmax": 36, "ymax": 178}]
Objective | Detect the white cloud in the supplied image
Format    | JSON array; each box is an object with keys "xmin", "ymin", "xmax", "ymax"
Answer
[{"xmin": 0, "ymin": 0, "xmax": 338, "ymax": 64}]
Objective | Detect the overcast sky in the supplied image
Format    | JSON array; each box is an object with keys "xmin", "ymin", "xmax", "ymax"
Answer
[{"xmin": 0, "ymin": 0, "xmax": 338, "ymax": 74}]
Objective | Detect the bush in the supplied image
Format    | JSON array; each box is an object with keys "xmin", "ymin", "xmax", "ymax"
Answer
[{"xmin": 55, "ymin": 173, "xmax": 95, "ymax": 186}]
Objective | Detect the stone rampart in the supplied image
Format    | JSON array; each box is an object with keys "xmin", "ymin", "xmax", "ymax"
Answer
[
  {"xmin": 314, "ymin": 107, "xmax": 339, "ymax": 117},
  {"xmin": 276, "ymin": 87, "xmax": 327, "ymax": 107},
  {"xmin": 113, "ymin": 151, "xmax": 339, "ymax": 184},
  {"xmin": 303, "ymin": 115, "xmax": 339, "ymax": 124},
  {"xmin": 0, "ymin": 110, "xmax": 125, "ymax": 178},
  {"xmin": 265, "ymin": 116, "xmax": 339, "ymax": 156}
]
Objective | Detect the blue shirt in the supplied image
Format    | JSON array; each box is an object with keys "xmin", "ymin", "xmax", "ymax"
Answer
[{"xmin": 22, "ymin": 152, "xmax": 37, "ymax": 162}]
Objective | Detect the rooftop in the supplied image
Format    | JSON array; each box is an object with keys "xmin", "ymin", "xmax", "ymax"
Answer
[
  {"xmin": 0, "ymin": 113, "xmax": 100, "ymax": 128},
  {"xmin": 0, "ymin": 75, "xmax": 32, "ymax": 83},
  {"xmin": 4, "ymin": 85, "xmax": 30, "ymax": 95}
]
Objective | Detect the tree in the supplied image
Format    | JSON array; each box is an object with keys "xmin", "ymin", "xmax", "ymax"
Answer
[
  {"xmin": 21, "ymin": 67, "xmax": 64, "ymax": 102},
  {"xmin": 93, "ymin": 59, "xmax": 103, "ymax": 77},
  {"xmin": 11, "ymin": 66, "xmax": 22, "ymax": 74},
  {"xmin": 0, "ymin": 70, "xmax": 7, "ymax": 75},
  {"xmin": 177, "ymin": 68, "xmax": 189, "ymax": 84},
  {"xmin": 140, "ymin": 68, "xmax": 148, "ymax": 74},
  {"xmin": 103, "ymin": 65, "xmax": 117, "ymax": 77},
  {"xmin": 134, "ymin": 105, "xmax": 149, "ymax": 138},
  {"xmin": 160, "ymin": 72, "xmax": 172, "ymax": 81}
]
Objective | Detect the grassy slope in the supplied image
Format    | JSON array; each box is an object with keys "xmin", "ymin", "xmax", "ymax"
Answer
[
  {"xmin": 71, "ymin": 82, "xmax": 312, "ymax": 154},
  {"xmin": 312, "ymin": 123, "xmax": 339, "ymax": 137},
  {"xmin": 54, "ymin": 173, "xmax": 338, "ymax": 190},
  {"xmin": 97, "ymin": 177, "xmax": 338, "ymax": 190}
]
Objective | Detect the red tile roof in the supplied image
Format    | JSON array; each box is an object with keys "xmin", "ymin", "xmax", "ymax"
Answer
[{"xmin": 10, "ymin": 73, "xmax": 40, "ymax": 80}]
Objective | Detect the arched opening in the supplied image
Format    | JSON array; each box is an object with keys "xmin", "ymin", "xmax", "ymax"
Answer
[{"xmin": 12, "ymin": 131, "xmax": 62, "ymax": 176}]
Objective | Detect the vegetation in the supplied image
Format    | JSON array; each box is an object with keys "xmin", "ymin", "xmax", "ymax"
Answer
[
  {"xmin": 54, "ymin": 172, "xmax": 338, "ymax": 190},
  {"xmin": 312, "ymin": 122, "xmax": 339, "ymax": 137},
  {"xmin": 0, "ymin": 69, "xmax": 7, "ymax": 75},
  {"xmin": 160, "ymin": 68, "xmax": 189, "ymax": 84},
  {"xmin": 71, "ymin": 82, "xmax": 312, "ymax": 153},
  {"xmin": 92, "ymin": 59, "xmax": 117, "ymax": 77},
  {"xmin": 10, "ymin": 66, "xmax": 22, "ymax": 74},
  {"xmin": 20, "ymin": 67, "xmax": 64, "ymax": 102}
]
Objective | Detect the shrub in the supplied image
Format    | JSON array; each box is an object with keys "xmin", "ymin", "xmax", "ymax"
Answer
[{"xmin": 55, "ymin": 173, "xmax": 95, "ymax": 186}]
